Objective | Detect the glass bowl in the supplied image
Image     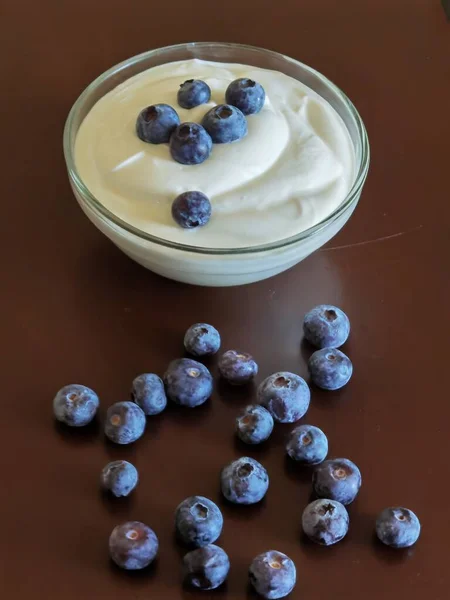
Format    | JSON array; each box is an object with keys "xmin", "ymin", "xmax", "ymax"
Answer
[{"xmin": 63, "ymin": 42, "xmax": 369, "ymax": 287}]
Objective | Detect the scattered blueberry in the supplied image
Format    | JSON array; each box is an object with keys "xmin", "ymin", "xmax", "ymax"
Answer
[
  {"xmin": 308, "ymin": 348, "xmax": 353, "ymax": 390},
  {"xmin": 302, "ymin": 499, "xmax": 349, "ymax": 546},
  {"xmin": 136, "ymin": 104, "xmax": 180, "ymax": 144},
  {"xmin": 225, "ymin": 78, "xmax": 266, "ymax": 116},
  {"xmin": 183, "ymin": 544, "xmax": 230, "ymax": 590},
  {"xmin": 131, "ymin": 373, "xmax": 167, "ymax": 416},
  {"xmin": 101, "ymin": 460, "xmax": 139, "ymax": 497},
  {"xmin": 184, "ymin": 323, "xmax": 221, "ymax": 357},
  {"xmin": 286, "ymin": 424, "xmax": 328, "ymax": 465},
  {"xmin": 109, "ymin": 521, "xmax": 159, "ymax": 570},
  {"xmin": 202, "ymin": 104, "xmax": 247, "ymax": 143},
  {"xmin": 218, "ymin": 350, "xmax": 258, "ymax": 385},
  {"xmin": 376, "ymin": 507, "xmax": 421, "ymax": 548},
  {"xmin": 221, "ymin": 457, "xmax": 269, "ymax": 504},
  {"xmin": 172, "ymin": 191, "xmax": 211, "ymax": 229},
  {"xmin": 303, "ymin": 304, "xmax": 350, "ymax": 349},
  {"xmin": 175, "ymin": 496, "xmax": 223, "ymax": 547},
  {"xmin": 170, "ymin": 122, "xmax": 212, "ymax": 165},
  {"xmin": 164, "ymin": 358, "xmax": 213, "ymax": 407},
  {"xmin": 257, "ymin": 372, "xmax": 310, "ymax": 423},
  {"xmin": 249, "ymin": 551, "xmax": 296, "ymax": 599},
  {"xmin": 104, "ymin": 401, "xmax": 146, "ymax": 444},
  {"xmin": 178, "ymin": 79, "xmax": 211, "ymax": 109},
  {"xmin": 53, "ymin": 384, "xmax": 99, "ymax": 427},
  {"xmin": 236, "ymin": 405, "xmax": 274, "ymax": 445},
  {"xmin": 313, "ymin": 458, "xmax": 362, "ymax": 505}
]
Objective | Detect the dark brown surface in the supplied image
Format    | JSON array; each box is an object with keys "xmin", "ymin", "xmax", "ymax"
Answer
[{"xmin": 2, "ymin": 1, "xmax": 449, "ymax": 599}]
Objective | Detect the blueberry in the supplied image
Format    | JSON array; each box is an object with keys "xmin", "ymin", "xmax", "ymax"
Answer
[
  {"xmin": 236, "ymin": 405, "xmax": 274, "ymax": 445},
  {"xmin": 175, "ymin": 497, "xmax": 223, "ymax": 547},
  {"xmin": 178, "ymin": 79, "xmax": 211, "ymax": 109},
  {"xmin": 302, "ymin": 499, "xmax": 349, "ymax": 546},
  {"xmin": 172, "ymin": 191, "xmax": 211, "ymax": 229},
  {"xmin": 308, "ymin": 348, "xmax": 353, "ymax": 390},
  {"xmin": 313, "ymin": 458, "xmax": 362, "ymax": 505},
  {"xmin": 249, "ymin": 551, "xmax": 296, "ymax": 599},
  {"xmin": 53, "ymin": 384, "xmax": 99, "ymax": 427},
  {"xmin": 170, "ymin": 122, "xmax": 212, "ymax": 165},
  {"xmin": 101, "ymin": 460, "xmax": 139, "ymax": 497},
  {"xmin": 303, "ymin": 304, "xmax": 350, "ymax": 349},
  {"xmin": 376, "ymin": 507, "xmax": 421, "ymax": 548},
  {"xmin": 136, "ymin": 104, "xmax": 180, "ymax": 144},
  {"xmin": 218, "ymin": 350, "xmax": 258, "ymax": 385},
  {"xmin": 221, "ymin": 457, "xmax": 269, "ymax": 504},
  {"xmin": 131, "ymin": 373, "xmax": 167, "ymax": 416},
  {"xmin": 202, "ymin": 104, "xmax": 247, "ymax": 143},
  {"xmin": 164, "ymin": 358, "xmax": 213, "ymax": 407},
  {"xmin": 104, "ymin": 401, "xmax": 146, "ymax": 444},
  {"xmin": 184, "ymin": 323, "xmax": 221, "ymax": 357},
  {"xmin": 183, "ymin": 544, "xmax": 230, "ymax": 590},
  {"xmin": 286, "ymin": 424, "xmax": 328, "ymax": 465},
  {"xmin": 257, "ymin": 372, "xmax": 310, "ymax": 423},
  {"xmin": 225, "ymin": 78, "xmax": 265, "ymax": 116},
  {"xmin": 109, "ymin": 521, "xmax": 159, "ymax": 570}
]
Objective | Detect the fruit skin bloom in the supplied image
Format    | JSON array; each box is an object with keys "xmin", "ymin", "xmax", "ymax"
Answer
[
  {"xmin": 302, "ymin": 499, "xmax": 349, "ymax": 545},
  {"xmin": 183, "ymin": 544, "xmax": 230, "ymax": 590},
  {"xmin": 249, "ymin": 551, "xmax": 296, "ymax": 599},
  {"xmin": 376, "ymin": 507, "xmax": 421, "ymax": 548},
  {"xmin": 109, "ymin": 522, "xmax": 159, "ymax": 570},
  {"xmin": 221, "ymin": 457, "xmax": 269, "ymax": 504}
]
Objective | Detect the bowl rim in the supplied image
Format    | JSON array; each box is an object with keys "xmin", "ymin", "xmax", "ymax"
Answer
[{"xmin": 63, "ymin": 41, "xmax": 370, "ymax": 256}]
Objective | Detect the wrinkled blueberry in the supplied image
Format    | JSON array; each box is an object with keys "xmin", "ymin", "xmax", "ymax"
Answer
[
  {"xmin": 104, "ymin": 401, "xmax": 146, "ymax": 444},
  {"xmin": 136, "ymin": 104, "xmax": 180, "ymax": 144},
  {"xmin": 101, "ymin": 460, "xmax": 138, "ymax": 497},
  {"xmin": 202, "ymin": 104, "xmax": 247, "ymax": 143},
  {"xmin": 175, "ymin": 496, "xmax": 223, "ymax": 547},
  {"xmin": 109, "ymin": 521, "xmax": 159, "ymax": 570},
  {"xmin": 303, "ymin": 304, "xmax": 350, "ymax": 349},
  {"xmin": 313, "ymin": 458, "xmax": 362, "ymax": 505},
  {"xmin": 302, "ymin": 499, "xmax": 349, "ymax": 546},
  {"xmin": 221, "ymin": 457, "xmax": 269, "ymax": 504},
  {"xmin": 376, "ymin": 507, "xmax": 421, "ymax": 548},
  {"xmin": 164, "ymin": 358, "xmax": 213, "ymax": 407},
  {"xmin": 170, "ymin": 122, "xmax": 212, "ymax": 165},
  {"xmin": 218, "ymin": 350, "xmax": 258, "ymax": 385},
  {"xmin": 308, "ymin": 348, "xmax": 353, "ymax": 390},
  {"xmin": 184, "ymin": 322, "xmax": 221, "ymax": 357},
  {"xmin": 225, "ymin": 78, "xmax": 265, "ymax": 115},
  {"xmin": 257, "ymin": 372, "xmax": 310, "ymax": 423},
  {"xmin": 131, "ymin": 373, "xmax": 167, "ymax": 416},
  {"xmin": 249, "ymin": 551, "xmax": 296, "ymax": 599},
  {"xmin": 172, "ymin": 191, "xmax": 211, "ymax": 229},
  {"xmin": 286, "ymin": 424, "xmax": 328, "ymax": 465},
  {"xmin": 178, "ymin": 79, "xmax": 211, "ymax": 109},
  {"xmin": 236, "ymin": 405, "xmax": 274, "ymax": 445},
  {"xmin": 53, "ymin": 384, "xmax": 99, "ymax": 427},
  {"xmin": 183, "ymin": 544, "xmax": 230, "ymax": 590}
]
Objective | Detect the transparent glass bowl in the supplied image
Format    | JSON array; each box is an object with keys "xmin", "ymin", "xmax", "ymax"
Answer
[{"xmin": 64, "ymin": 42, "xmax": 369, "ymax": 287}]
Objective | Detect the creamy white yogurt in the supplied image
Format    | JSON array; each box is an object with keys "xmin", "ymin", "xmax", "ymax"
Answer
[{"xmin": 75, "ymin": 59, "xmax": 356, "ymax": 249}]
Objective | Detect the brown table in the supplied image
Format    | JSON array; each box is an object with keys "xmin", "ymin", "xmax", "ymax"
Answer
[{"xmin": 2, "ymin": 1, "xmax": 449, "ymax": 598}]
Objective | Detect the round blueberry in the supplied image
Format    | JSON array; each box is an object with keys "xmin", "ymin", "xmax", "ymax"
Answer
[
  {"xmin": 109, "ymin": 521, "xmax": 158, "ymax": 570},
  {"xmin": 376, "ymin": 507, "xmax": 421, "ymax": 548},
  {"xmin": 101, "ymin": 460, "xmax": 138, "ymax": 497},
  {"xmin": 202, "ymin": 104, "xmax": 247, "ymax": 143},
  {"xmin": 218, "ymin": 350, "xmax": 258, "ymax": 385},
  {"xmin": 175, "ymin": 496, "xmax": 223, "ymax": 547},
  {"xmin": 303, "ymin": 304, "xmax": 350, "ymax": 349},
  {"xmin": 184, "ymin": 323, "xmax": 221, "ymax": 357},
  {"xmin": 286, "ymin": 424, "xmax": 328, "ymax": 465},
  {"xmin": 53, "ymin": 384, "xmax": 99, "ymax": 427},
  {"xmin": 170, "ymin": 122, "xmax": 212, "ymax": 165},
  {"xmin": 308, "ymin": 348, "xmax": 353, "ymax": 390},
  {"xmin": 164, "ymin": 358, "xmax": 213, "ymax": 407},
  {"xmin": 131, "ymin": 373, "xmax": 167, "ymax": 416},
  {"xmin": 313, "ymin": 458, "xmax": 362, "ymax": 505},
  {"xmin": 221, "ymin": 457, "xmax": 269, "ymax": 505},
  {"xmin": 257, "ymin": 372, "xmax": 310, "ymax": 423},
  {"xmin": 172, "ymin": 191, "xmax": 211, "ymax": 229},
  {"xmin": 249, "ymin": 551, "xmax": 296, "ymax": 599},
  {"xmin": 236, "ymin": 405, "xmax": 274, "ymax": 445},
  {"xmin": 225, "ymin": 78, "xmax": 266, "ymax": 116},
  {"xmin": 183, "ymin": 544, "xmax": 230, "ymax": 590},
  {"xmin": 104, "ymin": 401, "xmax": 146, "ymax": 445},
  {"xmin": 302, "ymin": 499, "xmax": 349, "ymax": 546},
  {"xmin": 136, "ymin": 104, "xmax": 180, "ymax": 144},
  {"xmin": 178, "ymin": 79, "xmax": 211, "ymax": 109}
]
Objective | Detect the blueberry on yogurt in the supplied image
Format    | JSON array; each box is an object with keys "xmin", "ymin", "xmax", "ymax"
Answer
[
  {"xmin": 104, "ymin": 401, "xmax": 146, "ymax": 444},
  {"xmin": 53, "ymin": 384, "xmax": 99, "ymax": 427},
  {"xmin": 249, "ymin": 551, "xmax": 296, "ymax": 599},
  {"xmin": 101, "ymin": 460, "xmax": 139, "ymax": 497},
  {"xmin": 184, "ymin": 323, "xmax": 221, "ymax": 357},
  {"xmin": 170, "ymin": 122, "xmax": 212, "ymax": 165},
  {"xmin": 225, "ymin": 78, "xmax": 265, "ymax": 115},
  {"xmin": 175, "ymin": 496, "xmax": 223, "ymax": 547},
  {"xmin": 221, "ymin": 456, "xmax": 269, "ymax": 504},
  {"xmin": 109, "ymin": 521, "xmax": 159, "ymax": 570},
  {"xmin": 164, "ymin": 358, "xmax": 213, "ymax": 407},
  {"xmin": 202, "ymin": 104, "xmax": 247, "ymax": 143},
  {"xmin": 172, "ymin": 191, "xmax": 211, "ymax": 229},
  {"xmin": 131, "ymin": 373, "xmax": 167, "ymax": 416},
  {"xmin": 218, "ymin": 350, "xmax": 258, "ymax": 385},
  {"xmin": 178, "ymin": 79, "xmax": 211, "ymax": 109},
  {"xmin": 136, "ymin": 103, "xmax": 180, "ymax": 144},
  {"xmin": 257, "ymin": 372, "xmax": 310, "ymax": 423}
]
